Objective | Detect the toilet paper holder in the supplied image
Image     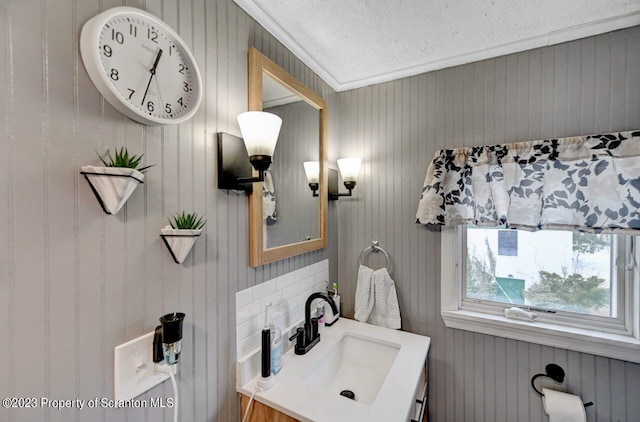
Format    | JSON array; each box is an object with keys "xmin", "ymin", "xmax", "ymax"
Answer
[{"xmin": 531, "ymin": 363, "xmax": 594, "ymax": 408}]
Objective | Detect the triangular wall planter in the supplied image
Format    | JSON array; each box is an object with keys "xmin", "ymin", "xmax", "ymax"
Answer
[
  {"xmin": 160, "ymin": 227, "xmax": 202, "ymax": 264},
  {"xmin": 80, "ymin": 165, "xmax": 144, "ymax": 214}
]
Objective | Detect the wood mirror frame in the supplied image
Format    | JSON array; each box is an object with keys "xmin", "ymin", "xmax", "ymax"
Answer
[{"xmin": 247, "ymin": 47, "xmax": 328, "ymax": 267}]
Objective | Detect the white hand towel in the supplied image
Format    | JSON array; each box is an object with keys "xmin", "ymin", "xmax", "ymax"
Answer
[
  {"xmin": 262, "ymin": 170, "xmax": 277, "ymax": 222},
  {"xmin": 354, "ymin": 265, "xmax": 375, "ymax": 322},
  {"xmin": 368, "ymin": 267, "xmax": 402, "ymax": 329}
]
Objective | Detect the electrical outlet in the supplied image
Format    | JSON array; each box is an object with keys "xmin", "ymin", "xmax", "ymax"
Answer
[{"xmin": 114, "ymin": 331, "xmax": 175, "ymax": 401}]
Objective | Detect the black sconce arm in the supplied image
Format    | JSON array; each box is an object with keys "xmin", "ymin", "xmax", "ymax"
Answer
[{"xmin": 237, "ymin": 168, "xmax": 267, "ymax": 185}]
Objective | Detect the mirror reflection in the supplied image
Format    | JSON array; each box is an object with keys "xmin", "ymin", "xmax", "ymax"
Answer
[{"xmin": 262, "ymin": 74, "xmax": 320, "ymax": 249}]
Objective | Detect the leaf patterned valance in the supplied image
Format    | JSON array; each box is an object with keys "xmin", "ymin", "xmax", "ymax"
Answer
[{"xmin": 416, "ymin": 131, "xmax": 640, "ymax": 233}]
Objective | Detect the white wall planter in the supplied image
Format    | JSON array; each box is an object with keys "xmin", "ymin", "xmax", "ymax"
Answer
[
  {"xmin": 80, "ymin": 165, "xmax": 144, "ymax": 214},
  {"xmin": 160, "ymin": 227, "xmax": 202, "ymax": 264}
]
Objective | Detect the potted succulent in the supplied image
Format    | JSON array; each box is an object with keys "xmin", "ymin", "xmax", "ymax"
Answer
[
  {"xmin": 160, "ymin": 211, "xmax": 206, "ymax": 264},
  {"xmin": 80, "ymin": 148, "xmax": 153, "ymax": 214}
]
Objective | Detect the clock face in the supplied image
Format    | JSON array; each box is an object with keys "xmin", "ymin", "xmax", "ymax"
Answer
[{"xmin": 80, "ymin": 7, "xmax": 202, "ymax": 125}]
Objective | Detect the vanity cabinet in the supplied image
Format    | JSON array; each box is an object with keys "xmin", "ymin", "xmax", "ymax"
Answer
[
  {"xmin": 411, "ymin": 363, "xmax": 428, "ymax": 422},
  {"xmin": 240, "ymin": 394, "xmax": 299, "ymax": 422}
]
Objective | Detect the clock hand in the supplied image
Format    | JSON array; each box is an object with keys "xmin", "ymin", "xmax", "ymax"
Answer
[
  {"xmin": 141, "ymin": 48, "xmax": 163, "ymax": 106},
  {"xmin": 154, "ymin": 72, "xmax": 165, "ymax": 114}
]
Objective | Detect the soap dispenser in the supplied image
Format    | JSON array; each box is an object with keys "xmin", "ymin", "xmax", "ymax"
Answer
[{"xmin": 270, "ymin": 311, "xmax": 283, "ymax": 375}]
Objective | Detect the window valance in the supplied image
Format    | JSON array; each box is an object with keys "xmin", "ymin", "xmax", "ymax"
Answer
[{"xmin": 416, "ymin": 131, "xmax": 640, "ymax": 233}]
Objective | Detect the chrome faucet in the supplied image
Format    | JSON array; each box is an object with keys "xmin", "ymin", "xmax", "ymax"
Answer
[{"xmin": 289, "ymin": 292, "xmax": 338, "ymax": 355}]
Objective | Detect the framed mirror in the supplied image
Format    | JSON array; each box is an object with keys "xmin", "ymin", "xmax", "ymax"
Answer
[{"xmin": 247, "ymin": 47, "xmax": 328, "ymax": 267}]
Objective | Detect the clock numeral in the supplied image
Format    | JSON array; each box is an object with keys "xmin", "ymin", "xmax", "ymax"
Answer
[
  {"xmin": 103, "ymin": 45, "xmax": 112, "ymax": 57},
  {"xmin": 129, "ymin": 24, "xmax": 137, "ymax": 37},
  {"xmin": 111, "ymin": 29, "xmax": 124, "ymax": 44},
  {"xmin": 127, "ymin": 88, "xmax": 135, "ymax": 100},
  {"xmin": 148, "ymin": 28, "xmax": 158, "ymax": 43},
  {"xmin": 110, "ymin": 68, "xmax": 119, "ymax": 81},
  {"xmin": 178, "ymin": 64, "xmax": 187, "ymax": 74},
  {"xmin": 147, "ymin": 101, "xmax": 154, "ymax": 112},
  {"xmin": 165, "ymin": 103, "xmax": 172, "ymax": 113},
  {"xmin": 177, "ymin": 97, "xmax": 184, "ymax": 107},
  {"xmin": 169, "ymin": 45, "xmax": 174, "ymax": 56},
  {"xmin": 183, "ymin": 82, "xmax": 191, "ymax": 92}
]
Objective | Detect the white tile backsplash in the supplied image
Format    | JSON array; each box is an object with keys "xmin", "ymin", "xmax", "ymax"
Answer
[
  {"xmin": 282, "ymin": 282, "xmax": 300, "ymax": 301},
  {"xmin": 237, "ymin": 301, "xmax": 262, "ymax": 325},
  {"xmin": 278, "ymin": 296, "xmax": 298, "ymax": 316},
  {"xmin": 236, "ymin": 287, "xmax": 253, "ymax": 308},
  {"xmin": 275, "ymin": 272, "xmax": 296, "ymax": 290},
  {"xmin": 236, "ymin": 317, "xmax": 258, "ymax": 343},
  {"xmin": 314, "ymin": 270, "xmax": 329, "ymax": 285},
  {"xmin": 300, "ymin": 275, "xmax": 316, "ymax": 292},
  {"xmin": 235, "ymin": 259, "xmax": 329, "ymax": 358},
  {"xmin": 252, "ymin": 277, "xmax": 276, "ymax": 299}
]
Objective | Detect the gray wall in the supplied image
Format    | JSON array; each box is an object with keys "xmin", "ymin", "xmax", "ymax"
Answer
[
  {"xmin": 336, "ymin": 27, "xmax": 640, "ymax": 421},
  {"xmin": 0, "ymin": 1, "xmax": 337, "ymax": 421}
]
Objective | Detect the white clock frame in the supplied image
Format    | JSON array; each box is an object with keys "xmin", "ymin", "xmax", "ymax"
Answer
[{"xmin": 80, "ymin": 6, "xmax": 203, "ymax": 126}]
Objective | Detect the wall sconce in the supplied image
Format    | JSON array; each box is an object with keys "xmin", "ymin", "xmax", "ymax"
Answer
[
  {"xmin": 337, "ymin": 158, "xmax": 362, "ymax": 192},
  {"xmin": 217, "ymin": 111, "xmax": 282, "ymax": 191},
  {"xmin": 303, "ymin": 161, "xmax": 320, "ymax": 196},
  {"xmin": 303, "ymin": 158, "xmax": 362, "ymax": 200}
]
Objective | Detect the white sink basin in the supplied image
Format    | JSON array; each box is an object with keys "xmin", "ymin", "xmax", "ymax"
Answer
[
  {"xmin": 302, "ymin": 334, "xmax": 400, "ymax": 404},
  {"xmin": 237, "ymin": 318, "xmax": 430, "ymax": 422}
]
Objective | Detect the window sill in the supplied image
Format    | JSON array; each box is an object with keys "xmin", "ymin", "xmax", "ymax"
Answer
[{"xmin": 441, "ymin": 309, "xmax": 640, "ymax": 363}]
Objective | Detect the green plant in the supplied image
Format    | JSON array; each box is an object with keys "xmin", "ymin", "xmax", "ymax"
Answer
[
  {"xmin": 168, "ymin": 211, "xmax": 206, "ymax": 230},
  {"xmin": 97, "ymin": 147, "xmax": 154, "ymax": 173},
  {"xmin": 524, "ymin": 270, "xmax": 609, "ymax": 313}
]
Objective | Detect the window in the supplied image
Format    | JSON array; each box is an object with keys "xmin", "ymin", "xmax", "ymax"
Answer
[
  {"xmin": 467, "ymin": 226, "xmax": 621, "ymax": 320},
  {"xmin": 441, "ymin": 226, "xmax": 640, "ymax": 363}
]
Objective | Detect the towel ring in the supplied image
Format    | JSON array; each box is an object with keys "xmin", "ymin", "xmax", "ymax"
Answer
[{"xmin": 358, "ymin": 241, "xmax": 392, "ymax": 274}]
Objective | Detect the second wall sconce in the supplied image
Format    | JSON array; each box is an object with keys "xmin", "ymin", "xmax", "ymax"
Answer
[
  {"xmin": 217, "ymin": 111, "xmax": 282, "ymax": 191},
  {"xmin": 303, "ymin": 161, "xmax": 320, "ymax": 196},
  {"xmin": 304, "ymin": 157, "xmax": 362, "ymax": 200}
]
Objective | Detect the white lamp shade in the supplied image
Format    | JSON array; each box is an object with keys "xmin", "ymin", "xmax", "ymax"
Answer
[
  {"xmin": 237, "ymin": 111, "xmax": 282, "ymax": 157},
  {"xmin": 337, "ymin": 158, "xmax": 362, "ymax": 182},
  {"xmin": 303, "ymin": 161, "xmax": 320, "ymax": 184}
]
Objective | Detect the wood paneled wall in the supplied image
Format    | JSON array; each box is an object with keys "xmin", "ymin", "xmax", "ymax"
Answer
[
  {"xmin": 0, "ymin": 1, "xmax": 337, "ymax": 421},
  {"xmin": 336, "ymin": 27, "xmax": 640, "ymax": 422}
]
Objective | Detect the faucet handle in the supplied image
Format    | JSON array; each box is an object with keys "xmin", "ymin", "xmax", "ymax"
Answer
[
  {"xmin": 288, "ymin": 327, "xmax": 303, "ymax": 342},
  {"xmin": 289, "ymin": 327, "xmax": 305, "ymax": 350}
]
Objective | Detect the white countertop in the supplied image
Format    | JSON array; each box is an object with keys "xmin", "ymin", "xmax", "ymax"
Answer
[{"xmin": 238, "ymin": 318, "xmax": 431, "ymax": 422}]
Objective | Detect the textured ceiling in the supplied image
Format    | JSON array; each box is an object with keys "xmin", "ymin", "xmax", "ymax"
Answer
[{"xmin": 235, "ymin": 0, "xmax": 640, "ymax": 91}]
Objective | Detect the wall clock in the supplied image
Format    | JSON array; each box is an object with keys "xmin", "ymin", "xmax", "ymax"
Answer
[{"xmin": 80, "ymin": 7, "xmax": 203, "ymax": 126}]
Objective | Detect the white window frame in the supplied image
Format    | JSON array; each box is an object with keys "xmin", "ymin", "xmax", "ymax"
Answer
[{"xmin": 441, "ymin": 226, "xmax": 640, "ymax": 364}]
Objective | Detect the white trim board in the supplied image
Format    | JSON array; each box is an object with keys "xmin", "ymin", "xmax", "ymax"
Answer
[{"xmin": 234, "ymin": 2, "xmax": 640, "ymax": 92}]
